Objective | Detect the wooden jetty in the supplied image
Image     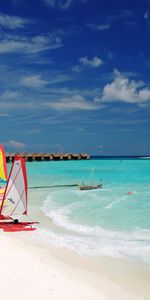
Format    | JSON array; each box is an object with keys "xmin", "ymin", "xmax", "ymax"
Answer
[{"xmin": 6, "ymin": 152, "xmax": 90, "ymax": 162}]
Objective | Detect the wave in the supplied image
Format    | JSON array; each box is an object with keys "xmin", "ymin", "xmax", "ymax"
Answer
[{"xmin": 40, "ymin": 191, "xmax": 150, "ymax": 264}]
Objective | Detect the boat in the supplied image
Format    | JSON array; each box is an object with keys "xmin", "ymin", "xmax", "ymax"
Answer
[
  {"xmin": 0, "ymin": 155, "xmax": 38, "ymax": 232},
  {"xmin": 79, "ymin": 183, "xmax": 102, "ymax": 190},
  {"xmin": 79, "ymin": 167, "xmax": 103, "ymax": 190}
]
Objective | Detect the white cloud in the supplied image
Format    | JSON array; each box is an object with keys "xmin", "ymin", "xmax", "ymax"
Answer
[
  {"xmin": 44, "ymin": 0, "xmax": 87, "ymax": 9},
  {"xmin": 144, "ymin": 11, "xmax": 149, "ymax": 19},
  {"xmin": 101, "ymin": 69, "xmax": 150, "ymax": 104},
  {"xmin": 1, "ymin": 90, "xmax": 21, "ymax": 99},
  {"xmin": 139, "ymin": 88, "xmax": 150, "ymax": 100},
  {"xmin": 21, "ymin": 75, "xmax": 48, "ymax": 88},
  {"xmin": 5, "ymin": 140, "xmax": 26, "ymax": 150},
  {"xmin": 44, "ymin": 0, "xmax": 73, "ymax": 9},
  {"xmin": 59, "ymin": 0, "xmax": 73, "ymax": 9},
  {"xmin": 0, "ymin": 85, "xmax": 103, "ymax": 113},
  {"xmin": 72, "ymin": 65, "xmax": 82, "ymax": 72},
  {"xmin": 86, "ymin": 23, "xmax": 111, "ymax": 31},
  {"xmin": 0, "ymin": 34, "xmax": 62, "ymax": 54},
  {"xmin": 0, "ymin": 100, "xmax": 37, "ymax": 111},
  {"xmin": 43, "ymin": 95, "xmax": 104, "ymax": 110},
  {"xmin": 107, "ymin": 51, "xmax": 114, "ymax": 60},
  {"xmin": 47, "ymin": 87, "xmax": 101, "ymax": 100},
  {"xmin": 21, "ymin": 74, "xmax": 71, "ymax": 88},
  {"xmin": 80, "ymin": 56, "xmax": 103, "ymax": 68},
  {"xmin": 0, "ymin": 13, "xmax": 28, "ymax": 29},
  {"xmin": 0, "ymin": 113, "xmax": 10, "ymax": 117},
  {"xmin": 48, "ymin": 74, "xmax": 72, "ymax": 84},
  {"xmin": 44, "ymin": 0, "xmax": 56, "ymax": 7}
]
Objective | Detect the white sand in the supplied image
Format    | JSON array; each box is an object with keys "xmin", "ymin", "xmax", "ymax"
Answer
[{"xmin": 0, "ymin": 232, "xmax": 150, "ymax": 300}]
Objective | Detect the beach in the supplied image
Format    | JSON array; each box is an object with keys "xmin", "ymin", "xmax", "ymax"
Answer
[
  {"xmin": 0, "ymin": 232, "xmax": 106, "ymax": 300},
  {"xmin": 1, "ymin": 158, "xmax": 150, "ymax": 299},
  {"xmin": 1, "ymin": 230, "xmax": 150, "ymax": 300}
]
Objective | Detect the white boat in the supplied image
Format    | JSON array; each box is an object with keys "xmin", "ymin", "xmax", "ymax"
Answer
[
  {"xmin": 79, "ymin": 167, "xmax": 103, "ymax": 190},
  {"xmin": 0, "ymin": 155, "xmax": 38, "ymax": 232},
  {"xmin": 79, "ymin": 183, "xmax": 102, "ymax": 190}
]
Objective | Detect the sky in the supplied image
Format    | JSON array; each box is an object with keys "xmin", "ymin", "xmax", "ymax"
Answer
[{"xmin": 0, "ymin": 0, "xmax": 150, "ymax": 155}]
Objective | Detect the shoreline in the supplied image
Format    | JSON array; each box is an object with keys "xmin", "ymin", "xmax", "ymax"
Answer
[
  {"xmin": 27, "ymin": 188, "xmax": 150, "ymax": 299},
  {"xmin": 1, "ymin": 231, "xmax": 150, "ymax": 300},
  {"xmin": 33, "ymin": 237, "xmax": 150, "ymax": 300}
]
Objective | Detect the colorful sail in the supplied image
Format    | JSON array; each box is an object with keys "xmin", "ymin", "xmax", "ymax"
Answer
[
  {"xmin": 0, "ymin": 188, "xmax": 5, "ymax": 200},
  {"xmin": 0, "ymin": 155, "xmax": 28, "ymax": 218},
  {"xmin": 0, "ymin": 144, "xmax": 7, "ymax": 183}
]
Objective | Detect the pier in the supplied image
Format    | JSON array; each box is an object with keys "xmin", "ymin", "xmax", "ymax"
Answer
[{"xmin": 6, "ymin": 152, "xmax": 90, "ymax": 162}]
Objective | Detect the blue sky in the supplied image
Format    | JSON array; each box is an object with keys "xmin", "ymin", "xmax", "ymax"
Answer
[{"xmin": 0, "ymin": 0, "xmax": 150, "ymax": 155}]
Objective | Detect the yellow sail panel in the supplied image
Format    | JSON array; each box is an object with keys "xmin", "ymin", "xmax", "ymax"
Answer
[{"xmin": 0, "ymin": 145, "xmax": 8, "ymax": 183}]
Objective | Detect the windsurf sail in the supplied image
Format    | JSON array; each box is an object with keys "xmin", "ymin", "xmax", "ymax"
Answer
[
  {"xmin": 0, "ymin": 188, "xmax": 5, "ymax": 201},
  {"xmin": 0, "ymin": 155, "xmax": 27, "ymax": 218},
  {"xmin": 0, "ymin": 155, "xmax": 38, "ymax": 231},
  {"xmin": 0, "ymin": 144, "xmax": 7, "ymax": 183}
]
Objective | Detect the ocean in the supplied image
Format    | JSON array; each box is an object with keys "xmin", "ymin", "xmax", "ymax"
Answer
[{"xmin": 20, "ymin": 157, "xmax": 150, "ymax": 269}]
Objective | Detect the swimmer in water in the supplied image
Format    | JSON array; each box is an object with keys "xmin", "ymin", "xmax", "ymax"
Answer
[{"xmin": 128, "ymin": 190, "xmax": 136, "ymax": 195}]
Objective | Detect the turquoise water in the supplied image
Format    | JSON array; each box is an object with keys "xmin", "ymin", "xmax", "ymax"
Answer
[{"xmin": 25, "ymin": 158, "xmax": 150, "ymax": 266}]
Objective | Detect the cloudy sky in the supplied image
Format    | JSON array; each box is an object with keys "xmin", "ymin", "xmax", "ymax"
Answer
[{"xmin": 0, "ymin": 0, "xmax": 150, "ymax": 155}]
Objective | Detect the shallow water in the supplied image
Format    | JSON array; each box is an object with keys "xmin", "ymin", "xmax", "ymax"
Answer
[{"xmin": 24, "ymin": 158, "xmax": 150, "ymax": 267}]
